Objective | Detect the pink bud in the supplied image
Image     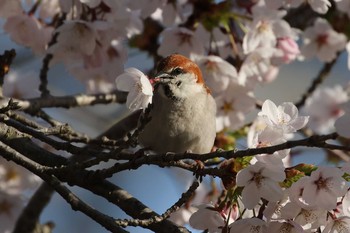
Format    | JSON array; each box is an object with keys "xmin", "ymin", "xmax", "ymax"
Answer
[{"xmin": 277, "ymin": 37, "xmax": 300, "ymax": 63}]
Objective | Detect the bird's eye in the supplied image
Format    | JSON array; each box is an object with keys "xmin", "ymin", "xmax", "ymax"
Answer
[{"xmin": 171, "ymin": 67, "xmax": 184, "ymax": 76}]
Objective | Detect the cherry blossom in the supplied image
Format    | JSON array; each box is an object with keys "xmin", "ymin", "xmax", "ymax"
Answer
[
  {"xmin": 243, "ymin": 4, "xmax": 297, "ymax": 54},
  {"xmin": 195, "ymin": 55, "xmax": 238, "ymax": 97},
  {"xmin": 0, "ymin": 158, "xmax": 41, "ymax": 195},
  {"xmin": 341, "ymin": 190, "xmax": 350, "ymax": 217},
  {"xmin": 296, "ymin": 167, "xmax": 348, "ymax": 210},
  {"xmin": 116, "ymin": 68, "xmax": 153, "ymax": 111},
  {"xmin": 303, "ymin": 85, "xmax": 348, "ymax": 134},
  {"xmin": 229, "ymin": 218, "xmax": 267, "ymax": 233},
  {"xmin": 336, "ymin": 0, "xmax": 350, "ymax": 18},
  {"xmin": 272, "ymin": 37, "xmax": 300, "ymax": 65},
  {"xmin": 347, "ymin": 42, "xmax": 350, "ymax": 70},
  {"xmin": 238, "ymin": 46, "xmax": 277, "ymax": 87},
  {"xmin": 334, "ymin": 101, "xmax": 350, "ymax": 138},
  {"xmin": 236, "ymin": 161, "xmax": 286, "ymax": 209},
  {"xmin": 49, "ymin": 20, "xmax": 100, "ymax": 64},
  {"xmin": 38, "ymin": 0, "xmax": 61, "ymax": 19},
  {"xmin": 3, "ymin": 71, "xmax": 40, "ymax": 99},
  {"xmin": 4, "ymin": 13, "xmax": 53, "ymax": 55},
  {"xmin": 215, "ymin": 81, "xmax": 256, "ymax": 132},
  {"xmin": 301, "ymin": 18, "xmax": 347, "ymax": 62},
  {"xmin": 157, "ymin": 27, "xmax": 205, "ymax": 59},
  {"xmin": 266, "ymin": 220, "xmax": 305, "ymax": 233},
  {"xmin": 0, "ymin": 0, "xmax": 22, "ymax": 18},
  {"xmin": 0, "ymin": 191, "xmax": 24, "ymax": 233},
  {"xmin": 71, "ymin": 40, "xmax": 126, "ymax": 93},
  {"xmin": 323, "ymin": 216, "xmax": 350, "ymax": 233},
  {"xmin": 278, "ymin": 200, "xmax": 327, "ymax": 230},
  {"xmin": 128, "ymin": 0, "xmax": 166, "ymax": 19},
  {"xmin": 250, "ymin": 126, "xmax": 290, "ymax": 167},
  {"xmin": 258, "ymin": 99, "xmax": 309, "ymax": 136},
  {"xmin": 150, "ymin": 1, "xmax": 193, "ymax": 27},
  {"xmin": 189, "ymin": 204, "xmax": 225, "ymax": 232},
  {"xmin": 267, "ymin": 0, "xmax": 335, "ymax": 14}
]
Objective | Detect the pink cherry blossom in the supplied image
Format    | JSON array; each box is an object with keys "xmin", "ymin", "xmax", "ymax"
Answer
[
  {"xmin": 116, "ymin": 68, "xmax": 153, "ymax": 111},
  {"xmin": 301, "ymin": 18, "xmax": 347, "ymax": 62},
  {"xmin": 273, "ymin": 37, "xmax": 300, "ymax": 65},
  {"xmin": 236, "ymin": 161, "xmax": 286, "ymax": 209}
]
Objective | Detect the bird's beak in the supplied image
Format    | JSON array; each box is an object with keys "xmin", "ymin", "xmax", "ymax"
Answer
[{"xmin": 150, "ymin": 72, "xmax": 172, "ymax": 85}]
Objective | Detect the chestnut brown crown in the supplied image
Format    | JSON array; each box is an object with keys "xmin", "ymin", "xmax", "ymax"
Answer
[{"xmin": 156, "ymin": 54, "xmax": 205, "ymax": 84}]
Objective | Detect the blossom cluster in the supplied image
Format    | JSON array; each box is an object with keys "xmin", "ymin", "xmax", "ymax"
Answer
[
  {"xmin": 0, "ymin": 158, "xmax": 41, "ymax": 233},
  {"xmin": 2, "ymin": 0, "xmax": 350, "ymax": 232}
]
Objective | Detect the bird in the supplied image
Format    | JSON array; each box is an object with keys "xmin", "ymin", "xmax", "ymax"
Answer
[{"xmin": 104, "ymin": 54, "xmax": 217, "ymax": 154}]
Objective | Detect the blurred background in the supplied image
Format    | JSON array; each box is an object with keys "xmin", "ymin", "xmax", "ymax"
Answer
[{"xmin": 1, "ymin": 14, "xmax": 350, "ymax": 232}]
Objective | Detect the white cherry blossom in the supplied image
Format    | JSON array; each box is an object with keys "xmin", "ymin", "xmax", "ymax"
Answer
[
  {"xmin": 236, "ymin": 161, "xmax": 286, "ymax": 209},
  {"xmin": 189, "ymin": 204, "xmax": 225, "ymax": 233},
  {"xmin": 250, "ymin": 126, "xmax": 290, "ymax": 167},
  {"xmin": 195, "ymin": 55, "xmax": 238, "ymax": 97},
  {"xmin": 301, "ymin": 18, "xmax": 347, "ymax": 62},
  {"xmin": 0, "ymin": 0, "xmax": 22, "ymax": 18},
  {"xmin": 116, "ymin": 68, "xmax": 153, "ymax": 111},
  {"xmin": 229, "ymin": 218, "xmax": 267, "ymax": 233},
  {"xmin": 258, "ymin": 99, "xmax": 309, "ymax": 135},
  {"xmin": 215, "ymin": 81, "xmax": 255, "ymax": 132},
  {"xmin": 4, "ymin": 14, "xmax": 53, "ymax": 54},
  {"xmin": 243, "ymin": 4, "xmax": 296, "ymax": 54},
  {"xmin": 323, "ymin": 216, "xmax": 350, "ymax": 233},
  {"xmin": 303, "ymin": 85, "xmax": 348, "ymax": 134},
  {"xmin": 297, "ymin": 167, "xmax": 348, "ymax": 210},
  {"xmin": 49, "ymin": 20, "xmax": 100, "ymax": 64},
  {"xmin": 0, "ymin": 158, "xmax": 41, "ymax": 195},
  {"xmin": 238, "ymin": 46, "xmax": 276, "ymax": 87},
  {"xmin": 3, "ymin": 71, "xmax": 40, "ymax": 99},
  {"xmin": 266, "ymin": 220, "xmax": 305, "ymax": 233},
  {"xmin": 335, "ymin": 101, "xmax": 350, "ymax": 138},
  {"xmin": 151, "ymin": 1, "xmax": 193, "ymax": 27},
  {"xmin": 336, "ymin": 0, "xmax": 350, "ymax": 18},
  {"xmin": 0, "ymin": 191, "xmax": 24, "ymax": 233},
  {"xmin": 157, "ymin": 27, "xmax": 205, "ymax": 59}
]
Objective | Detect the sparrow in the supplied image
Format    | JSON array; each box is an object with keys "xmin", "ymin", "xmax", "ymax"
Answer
[
  {"xmin": 103, "ymin": 54, "xmax": 216, "ymax": 154},
  {"xmin": 138, "ymin": 54, "xmax": 217, "ymax": 154}
]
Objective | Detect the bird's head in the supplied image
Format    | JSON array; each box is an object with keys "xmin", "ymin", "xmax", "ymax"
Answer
[{"xmin": 152, "ymin": 54, "xmax": 210, "ymax": 100}]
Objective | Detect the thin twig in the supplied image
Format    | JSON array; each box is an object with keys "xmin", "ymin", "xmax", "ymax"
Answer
[
  {"xmin": 115, "ymin": 180, "xmax": 199, "ymax": 227},
  {"xmin": 295, "ymin": 57, "xmax": 338, "ymax": 109}
]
